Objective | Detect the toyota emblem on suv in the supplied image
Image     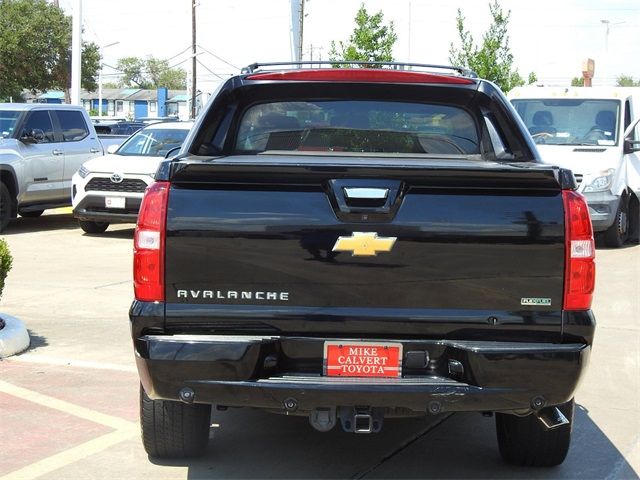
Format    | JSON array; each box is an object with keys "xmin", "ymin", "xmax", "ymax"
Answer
[{"xmin": 110, "ymin": 173, "xmax": 123, "ymax": 183}]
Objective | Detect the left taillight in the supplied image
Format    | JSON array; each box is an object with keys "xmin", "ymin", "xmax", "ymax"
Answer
[
  {"xmin": 563, "ymin": 190, "xmax": 596, "ymax": 310},
  {"xmin": 134, "ymin": 181, "xmax": 169, "ymax": 302}
]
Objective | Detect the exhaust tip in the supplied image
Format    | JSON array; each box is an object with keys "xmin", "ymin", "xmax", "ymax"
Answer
[{"xmin": 536, "ymin": 406, "xmax": 570, "ymax": 430}]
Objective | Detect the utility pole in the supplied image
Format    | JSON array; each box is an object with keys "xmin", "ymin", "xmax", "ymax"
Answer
[
  {"xmin": 600, "ymin": 19, "xmax": 624, "ymax": 85},
  {"xmin": 98, "ymin": 41, "xmax": 119, "ymax": 117},
  {"xmin": 70, "ymin": 0, "xmax": 82, "ymax": 105},
  {"xmin": 191, "ymin": 0, "xmax": 197, "ymax": 119},
  {"xmin": 298, "ymin": 0, "xmax": 304, "ymax": 63},
  {"xmin": 407, "ymin": 1, "xmax": 412, "ymax": 62}
]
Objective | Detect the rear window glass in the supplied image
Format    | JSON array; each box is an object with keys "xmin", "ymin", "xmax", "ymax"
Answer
[
  {"xmin": 56, "ymin": 110, "xmax": 89, "ymax": 142},
  {"xmin": 234, "ymin": 101, "xmax": 479, "ymax": 155}
]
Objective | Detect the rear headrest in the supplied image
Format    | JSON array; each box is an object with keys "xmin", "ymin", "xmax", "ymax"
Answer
[
  {"xmin": 532, "ymin": 110, "xmax": 553, "ymax": 126},
  {"xmin": 595, "ymin": 110, "xmax": 616, "ymax": 131},
  {"xmin": 257, "ymin": 113, "xmax": 300, "ymax": 130}
]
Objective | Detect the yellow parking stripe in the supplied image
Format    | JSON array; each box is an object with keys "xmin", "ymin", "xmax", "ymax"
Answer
[{"xmin": 52, "ymin": 207, "xmax": 73, "ymax": 214}]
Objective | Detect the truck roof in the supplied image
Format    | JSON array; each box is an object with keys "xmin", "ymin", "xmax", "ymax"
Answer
[
  {"xmin": 508, "ymin": 86, "xmax": 640, "ymax": 100},
  {"xmin": 0, "ymin": 103, "xmax": 87, "ymax": 111}
]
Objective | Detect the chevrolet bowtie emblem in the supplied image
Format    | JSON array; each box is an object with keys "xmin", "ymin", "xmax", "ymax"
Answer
[{"xmin": 332, "ymin": 232, "xmax": 397, "ymax": 257}]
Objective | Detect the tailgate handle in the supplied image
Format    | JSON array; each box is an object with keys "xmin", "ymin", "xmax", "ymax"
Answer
[
  {"xmin": 329, "ymin": 179, "xmax": 403, "ymax": 219},
  {"xmin": 344, "ymin": 187, "xmax": 389, "ymax": 200}
]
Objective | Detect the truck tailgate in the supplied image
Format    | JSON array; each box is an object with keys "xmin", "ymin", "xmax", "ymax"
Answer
[{"xmin": 164, "ymin": 157, "xmax": 565, "ymax": 342}]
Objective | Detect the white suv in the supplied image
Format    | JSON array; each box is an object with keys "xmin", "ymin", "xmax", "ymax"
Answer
[{"xmin": 71, "ymin": 122, "xmax": 193, "ymax": 233}]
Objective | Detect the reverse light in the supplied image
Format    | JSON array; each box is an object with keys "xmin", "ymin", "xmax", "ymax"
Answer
[
  {"xmin": 583, "ymin": 169, "xmax": 615, "ymax": 193},
  {"xmin": 134, "ymin": 181, "xmax": 169, "ymax": 302},
  {"xmin": 563, "ymin": 190, "xmax": 595, "ymax": 310}
]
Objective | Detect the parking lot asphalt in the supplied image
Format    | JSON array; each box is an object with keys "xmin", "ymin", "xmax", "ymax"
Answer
[{"xmin": 0, "ymin": 211, "xmax": 638, "ymax": 480}]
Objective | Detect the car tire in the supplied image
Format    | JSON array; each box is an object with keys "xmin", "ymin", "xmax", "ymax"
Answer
[
  {"xmin": 495, "ymin": 399, "xmax": 574, "ymax": 467},
  {"xmin": 140, "ymin": 385, "xmax": 211, "ymax": 459},
  {"xmin": 19, "ymin": 210, "xmax": 44, "ymax": 218},
  {"xmin": 78, "ymin": 220, "xmax": 109, "ymax": 234},
  {"xmin": 0, "ymin": 182, "xmax": 14, "ymax": 233},
  {"xmin": 604, "ymin": 196, "xmax": 629, "ymax": 248}
]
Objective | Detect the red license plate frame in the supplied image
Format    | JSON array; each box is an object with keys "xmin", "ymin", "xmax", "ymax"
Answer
[{"xmin": 323, "ymin": 341, "xmax": 403, "ymax": 378}]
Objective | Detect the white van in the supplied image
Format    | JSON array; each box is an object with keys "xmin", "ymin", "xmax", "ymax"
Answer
[{"xmin": 508, "ymin": 86, "xmax": 640, "ymax": 247}]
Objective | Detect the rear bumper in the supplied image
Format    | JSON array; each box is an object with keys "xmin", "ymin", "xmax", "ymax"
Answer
[
  {"xmin": 134, "ymin": 334, "xmax": 590, "ymax": 414},
  {"xmin": 582, "ymin": 191, "xmax": 620, "ymax": 231}
]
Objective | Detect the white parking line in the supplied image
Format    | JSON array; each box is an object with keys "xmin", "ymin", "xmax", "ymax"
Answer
[
  {"xmin": 0, "ymin": 427, "xmax": 138, "ymax": 480},
  {"xmin": 7, "ymin": 354, "xmax": 137, "ymax": 373},
  {"xmin": 0, "ymin": 380, "xmax": 140, "ymax": 480},
  {"xmin": 0, "ymin": 380, "xmax": 136, "ymax": 431}
]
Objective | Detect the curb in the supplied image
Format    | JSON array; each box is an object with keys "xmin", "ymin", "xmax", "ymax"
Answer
[{"xmin": 0, "ymin": 313, "xmax": 30, "ymax": 358}]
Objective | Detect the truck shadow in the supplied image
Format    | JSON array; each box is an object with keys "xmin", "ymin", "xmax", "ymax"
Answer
[
  {"xmin": 149, "ymin": 404, "xmax": 636, "ymax": 479},
  {"xmin": 3, "ymin": 213, "xmax": 79, "ymax": 235},
  {"xmin": 84, "ymin": 226, "xmax": 135, "ymax": 240}
]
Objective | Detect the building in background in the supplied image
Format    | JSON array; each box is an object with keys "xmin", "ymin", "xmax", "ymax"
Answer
[
  {"xmin": 80, "ymin": 88, "xmax": 188, "ymax": 120},
  {"xmin": 20, "ymin": 87, "xmax": 210, "ymax": 121}
]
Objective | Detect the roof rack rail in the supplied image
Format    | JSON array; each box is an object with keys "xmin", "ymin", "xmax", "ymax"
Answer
[{"xmin": 241, "ymin": 61, "xmax": 478, "ymax": 78}]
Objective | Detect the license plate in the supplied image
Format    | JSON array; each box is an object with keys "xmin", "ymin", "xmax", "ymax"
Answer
[
  {"xmin": 324, "ymin": 341, "xmax": 402, "ymax": 378},
  {"xmin": 105, "ymin": 197, "xmax": 125, "ymax": 209}
]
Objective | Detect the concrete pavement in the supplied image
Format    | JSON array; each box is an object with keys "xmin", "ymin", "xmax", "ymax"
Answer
[{"xmin": 0, "ymin": 211, "xmax": 638, "ymax": 479}]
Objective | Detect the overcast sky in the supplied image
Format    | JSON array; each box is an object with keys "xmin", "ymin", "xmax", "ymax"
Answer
[{"xmin": 58, "ymin": 0, "xmax": 640, "ymax": 92}]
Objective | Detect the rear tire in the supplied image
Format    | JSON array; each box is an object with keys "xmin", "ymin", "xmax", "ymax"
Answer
[
  {"xmin": 628, "ymin": 194, "xmax": 640, "ymax": 243},
  {"xmin": 0, "ymin": 182, "xmax": 13, "ymax": 232},
  {"xmin": 19, "ymin": 210, "xmax": 44, "ymax": 218},
  {"xmin": 140, "ymin": 385, "xmax": 211, "ymax": 459},
  {"xmin": 78, "ymin": 220, "xmax": 109, "ymax": 234},
  {"xmin": 496, "ymin": 399, "xmax": 574, "ymax": 467},
  {"xmin": 604, "ymin": 197, "xmax": 629, "ymax": 248}
]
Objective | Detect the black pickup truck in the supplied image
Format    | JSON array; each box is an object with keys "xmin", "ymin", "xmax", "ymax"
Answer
[{"xmin": 130, "ymin": 62, "xmax": 596, "ymax": 466}]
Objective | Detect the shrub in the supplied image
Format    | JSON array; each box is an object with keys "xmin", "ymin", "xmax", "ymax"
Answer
[{"xmin": 0, "ymin": 238, "xmax": 12, "ymax": 301}]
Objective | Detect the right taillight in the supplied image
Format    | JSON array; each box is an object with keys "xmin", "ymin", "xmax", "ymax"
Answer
[
  {"xmin": 134, "ymin": 181, "xmax": 169, "ymax": 302},
  {"xmin": 563, "ymin": 190, "xmax": 595, "ymax": 310}
]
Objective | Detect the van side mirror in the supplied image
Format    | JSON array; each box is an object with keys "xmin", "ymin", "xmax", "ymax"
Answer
[
  {"xmin": 624, "ymin": 138, "xmax": 640, "ymax": 154},
  {"xmin": 20, "ymin": 128, "xmax": 45, "ymax": 144}
]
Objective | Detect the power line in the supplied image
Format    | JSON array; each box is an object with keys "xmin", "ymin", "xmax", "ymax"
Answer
[
  {"xmin": 196, "ymin": 45, "xmax": 239, "ymax": 70},
  {"xmin": 164, "ymin": 45, "xmax": 194, "ymax": 63},
  {"xmin": 196, "ymin": 59, "xmax": 225, "ymax": 80}
]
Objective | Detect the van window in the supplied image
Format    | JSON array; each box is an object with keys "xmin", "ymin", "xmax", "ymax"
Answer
[
  {"xmin": 512, "ymin": 99, "xmax": 621, "ymax": 146},
  {"xmin": 56, "ymin": 110, "xmax": 89, "ymax": 142},
  {"xmin": 624, "ymin": 100, "xmax": 631, "ymax": 131}
]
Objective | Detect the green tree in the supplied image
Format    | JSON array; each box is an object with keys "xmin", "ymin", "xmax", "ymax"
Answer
[
  {"xmin": 329, "ymin": 4, "xmax": 397, "ymax": 67},
  {"xmin": 571, "ymin": 77, "xmax": 585, "ymax": 87},
  {"xmin": 116, "ymin": 56, "xmax": 187, "ymax": 89},
  {"xmin": 0, "ymin": 0, "xmax": 99, "ymax": 101},
  {"xmin": 0, "ymin": 238, "xmax": 12, "ymax": 302},
  {"xmin": 449, "ymin": 0, "xmax": 536, "ymax": 92},
  {"xmin": 78, "ymin": 42, "xmax": 101, "ymax": 93},
  {"xmin": 616, "ymin": 75, "xmax": 640, "ymax": 87}
]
